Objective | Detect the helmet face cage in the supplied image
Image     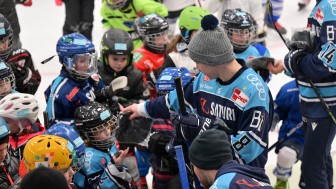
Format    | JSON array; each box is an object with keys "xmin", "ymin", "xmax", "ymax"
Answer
[
  {"xmin": 221, "ymin": 9, "xmax": 257, "ymax": 51},
  {"xmin": 224, "ymin": 26, "xmax": 256, "ymax": 51},
  {"xmin": 0, "ymin": 73, "xmax": 15, "ymax": 99},
  {"xmin": 106, "ymin": 0, "xmax": 128, "ymax": 10},
  {"xmin": 64, "ymin": 52, "xmax": 98, "ymax": 80},
  {"xmin": 144, "ymin": 30, "xmax": 169, "ymax": 53},
  {"xmin": 0, "ymin": 16, "xmax": 14, "ymax": 60},
  {"xmin": 84, "ymin": 115, "xmax": 117, "ymax": 151},
  {"xmin": 57, "ymin": 33, "xmax": 97, "ymax": 81}
]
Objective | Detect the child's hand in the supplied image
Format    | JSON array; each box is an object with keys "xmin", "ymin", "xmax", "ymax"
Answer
[{"xmin": 112, "ymin": 147, "xmax": 129, "ymax": 165}]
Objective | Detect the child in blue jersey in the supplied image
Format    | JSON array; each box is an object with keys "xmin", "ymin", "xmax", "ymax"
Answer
[
  {"xmin": 189, "ymin": 129, "xmax": 273, "ymax": 189},
  {"xmin": 44, "ymin": 33, "xmax": 118, "ymax": 124},
  {"xmin": 271, "ymin": 80, "xmax": 304, "ymax": 189},
  {"xmin": 73, "ymin": 101, "xmax": 131, "ymax": 189},
  {"xmin": 122, "ymin": 15, "xmax": 273, "ymax": 169},
  {"xmin": 268, "ymin": 0, "xmax": 336, "ymax": 188}
]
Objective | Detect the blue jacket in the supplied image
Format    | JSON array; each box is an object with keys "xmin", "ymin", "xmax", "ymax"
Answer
[
  {"xmin": 211, "ymin": 161, "xmax": 272, "ymax": 189},
  {"xmin": 274, "ymin": 80, "xmax": 304, "ymax": 146},
  {"xmin": 139, "ymin": 61, "xmax": 273, "ymax": 168},
  {"xmin": 45, "ymin": 69, "xmax": 105, "ymax": 122}
]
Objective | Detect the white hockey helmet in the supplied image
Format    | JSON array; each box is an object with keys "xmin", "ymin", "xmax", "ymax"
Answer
[{"xmin": 0, "ymin": 93, "xmax": 39, "ymax": 123}]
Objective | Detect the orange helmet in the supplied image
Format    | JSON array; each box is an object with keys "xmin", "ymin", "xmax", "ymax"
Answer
[{"xmin": 23, "ymin": 135, "xmax": 76, "ymax": 171}]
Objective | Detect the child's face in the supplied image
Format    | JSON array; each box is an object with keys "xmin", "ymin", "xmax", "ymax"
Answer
[
  {"xmin": 62, "ymin": 167, "xmax": 75, "ymax": 184},
  {"xmin": 74, "ymin": 54, "xmax": 91, "ymax": 72},
  {"xmin": 154, "ymin": 32, "xmax": 169, "ymax": 47},
  {"xmin": 93, "ymin": 126, "xmax": 112, "ymax": 141},
  {"xmin": 231, "ymin": 30, "xmax": 250, "ymax": 45},
  {"xmin": 4, "ymin": 118, "xmax": 30, "ymax": 135},
  {"xmin": 108, "ymin": 54, "xmax": 128, "ymax": 72},
  {"xmin": 0, "ymin": 79, "xmax": 11, "ymax": 96},
  {"xmin": 0, "ymin": 37, "xmax": 9, "ymax": 54},
  {"xmin": 0, "ymin": 143, "xmax": 8, "ymax": 163}
]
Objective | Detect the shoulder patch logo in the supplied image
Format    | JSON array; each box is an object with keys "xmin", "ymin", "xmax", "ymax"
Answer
[
  {"xmin": 203, "ymin": 75, "xmax": 209, "ymax": 82},
  {"xmin": 231, "ymin": 88, "xmax": 249, "ymax": 108}
]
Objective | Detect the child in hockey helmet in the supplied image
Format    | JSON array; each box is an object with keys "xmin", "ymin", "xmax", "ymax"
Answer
[
  {"xmin": 0, "ymin": 93, "xmax": 44, "ymax": 160},
  {"xmin": 0, "ymin": 14, "xmax": 14, "ymax": 60},
  {"xmin": 135, "ymin": 13, "xmax": 169, "ymax": 54},
  {"xmin": 56, "ymin": 32, "xmax": 98, "ymax": 82},
  {"xmin": 221, "ymin": 8, "xmax": 257, "ymax": 52},
  {"xmin": 0, "ymin": 59, "xmax": 15, "ymax": 99},
  {"xmin": 74, "ymin": 101, "xmax": 118, "ymax": 151},
  {"xmin": 22, "ymin": 135, "xmax": 77, "ymax": 184},
  {"xmin": 44, "ymin": 123, "xmax": 86, "ymax": 172},
  {"xmin": 156, "ymin": 67, "xmax": 192, "ymax": 96},
  {"xmin": 73, "ymin": 101, "xmax": 132, "ymax": 188}
]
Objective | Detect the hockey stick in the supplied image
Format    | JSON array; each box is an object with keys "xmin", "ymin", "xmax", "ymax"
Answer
[
  {"xmin": 175, "ymin": 145, "xmax": 190, "ymax": 189},
  {"xmin": 268, "ymin": 122, "xmax": 304, "ymax": 152},
  {"xmin": 173, "ymin": 76, "xmax": 202, "ymax": 189},
  {"xmin": 266, "ymin": 0, "xmax": 336, "ymax": 125},
  {"xmin": 173, "ymin": 76, "xmax": 192, "ymax": 189},
  {"xmin": 43, "ymin": 111, "xmax": 50, "ymax": 129}
]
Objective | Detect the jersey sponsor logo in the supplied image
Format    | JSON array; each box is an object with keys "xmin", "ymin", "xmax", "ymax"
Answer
[
  {"xmin": 203, "ymin": 75, "xmax": 209, "ymax": 82},
  {"xmin": 246, "ymin": 74, "xmax": 266, "ymax": 100},
  {"xmin": 236, "ymin": 178, "xmax": 270, "ymax": 187},
  {"xmin": 231, "ymin": 88, "xmax": 249, "ymax": 108},
  {"xmin": 199, "ymin": 82, "xmax": 213, "ymax": 90},
  {"xmin": 200, "ymin": 98, "xmax": 209, "ymax": 114},
  {"xmin": 90, "ymin": 74, "xmax": 100, "ymax": 82},
  {"xmin": 210, "ymin": 102, "xmax": 236, "ymax": 121},
  {"xmin": 66, "ymin": 86, "xmax": 79, "ymax": 101},
  {"xmin": 133, "ymin": 52, "xmax": 143, "ymax": 63},
  {"xmin": 144, "ymin": 60, "xmax": 153, "ymax": 70},
  {"xmin": 315, "ymin": 8, "xmax": 324, "ymax": 23}
]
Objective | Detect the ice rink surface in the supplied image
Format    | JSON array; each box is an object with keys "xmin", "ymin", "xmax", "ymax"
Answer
[{"xmin": 15, "ymin": 0, "xmax": 335, "ymax": 188}]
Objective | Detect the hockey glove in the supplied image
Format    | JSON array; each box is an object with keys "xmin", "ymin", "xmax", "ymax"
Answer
[
  {"xmin": 284, "ymin": 49, "xmax": 308, "ymax": 76},
  {"xmin": 148, "ymin": 132, "xmax": 172, "ymax": 156},
  {"xmin": 105, "ymin": 163, "xmax": 132, "ymax": 189},
  {"xmin": 170, "ymin": 112, "xmax": 236, "ymax": 143},
  {"xmin": 287, "ymin": 28, "xmax": 314, "ymax": 52},
  {"xmin": 9, "ymin": 63, "xmax": 32, "ymax": 86}
]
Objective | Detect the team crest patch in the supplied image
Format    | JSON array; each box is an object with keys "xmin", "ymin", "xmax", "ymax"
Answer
[
  {"xmin": 231, "ymin": 88, "xmax": 249, "ymax": 107},
  {"xmin": 100, "ymin": 157, "xmax": 106, "ymax": 166},
  {"xmin": 315, "ymin": 8, "xmax": 324, "ymax": 23},
  {"xmin": 203, "ymin": 75, "xmax": 209, "ymax": 82}
]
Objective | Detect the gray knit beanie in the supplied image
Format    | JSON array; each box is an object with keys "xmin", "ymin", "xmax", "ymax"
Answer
[
  {"xmin": 188, "ymin": 14, "xmax": 235, "ymax": 66},
  {"xmin": 189, "ymin": 129, "xmax": 232, "ymax": 170}
]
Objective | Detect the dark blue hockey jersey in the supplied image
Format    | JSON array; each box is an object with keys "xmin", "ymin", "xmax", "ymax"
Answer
[
  {"xmin": 139, "ymin": 63, "xmax": 273, "ymax": 168},
  {"xmin": 274, "ymin": 80, "xmax": 304, "ymax": 146},
  {"xmin": 211, "ymin": 161, "xmax": 272, "ymax": 189},
  {"xmin": 284, "ymin": 0, "xmax": 336, "ymax": 118},
  {"xmin": 45, "ymin": 69, "xmax": 105, "ymax": 122}
]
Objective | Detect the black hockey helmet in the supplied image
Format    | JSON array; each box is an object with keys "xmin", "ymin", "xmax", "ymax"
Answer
[
  {"xmin": 0, "ymin": 14, "xmax": 14, "ymax": 60},
  {"xmin": 135, "ymin": 13, "xmax": 169, "ymax": 53},
  {"xmin": 100, "ymin": 28, "xmax": 134, "ymax": 63},
  {"xmin": 0, "ymin": 59, "xmax": 15, "ymax": 98},
  {"xmin": 221, "ymin": 9, "xmax": 257, "ymax": 51},
  {"xmin": 74, "ymin": 101, "xmax": 117, "ymax": 151}
]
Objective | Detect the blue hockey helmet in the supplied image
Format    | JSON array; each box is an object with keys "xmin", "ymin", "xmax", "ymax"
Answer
[
  {"xmin": 56, "ymin": 33, "xmax": 98, "ymax": 81},
  {"xmin": 0, "ymin": 59, "xmax": 15, "ymax": 99},
  {"xmin": 156, "ymin": 67, "xmax": 192, "ymax": 96},
  {"xmin": 45, "ymin": 123, "xmax": 86, "ymax": 172}
]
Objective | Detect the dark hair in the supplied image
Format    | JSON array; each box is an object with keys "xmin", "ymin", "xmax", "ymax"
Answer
[
  {"xmin": 0, "ymin": 135, "xmax": 9, "ymax": 145},
  {"xmin": 20, "ymin": 167, "xmax": 68, "ymax": 189}
]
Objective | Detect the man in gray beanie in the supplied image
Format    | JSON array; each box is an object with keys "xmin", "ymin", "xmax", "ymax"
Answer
[
  {"xmin": 189, "ymin": 129, "xmax": 273, "ymax": 189},
  {"xmin": 122, "ymin": 14, "xmax": 273, "ymax": 170}
]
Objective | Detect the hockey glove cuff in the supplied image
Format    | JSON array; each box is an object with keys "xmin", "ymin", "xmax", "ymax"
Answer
[{"xmin": 284, "ymin": 49, "xmax": 308, "ymax": 76}]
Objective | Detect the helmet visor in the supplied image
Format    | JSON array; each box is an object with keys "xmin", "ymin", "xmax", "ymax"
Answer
[{"xmin": 66, "ymin": 52, "xmax": 98, "ymax": 77}]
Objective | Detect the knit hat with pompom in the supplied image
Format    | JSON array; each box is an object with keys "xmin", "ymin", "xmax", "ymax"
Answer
[{"xmin": 188, "ymin": 14, "xmax": 235, "ymax": 66}]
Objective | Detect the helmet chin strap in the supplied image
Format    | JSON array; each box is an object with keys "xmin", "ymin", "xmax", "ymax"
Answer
[{"xmin": 16, "ymin": 121, "xmax": 24, "ymax": 136}]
